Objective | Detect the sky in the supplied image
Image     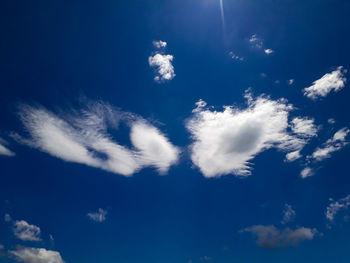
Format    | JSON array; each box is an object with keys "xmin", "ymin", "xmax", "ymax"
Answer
[{"xmin": 1, "ymin": 0, "xmax": 350, "ymax": 262}]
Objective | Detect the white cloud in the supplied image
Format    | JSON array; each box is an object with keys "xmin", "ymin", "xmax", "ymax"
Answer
[
  {"xmin": 152, "ymin": 40, "xmax": 167, "ymax": 49},
  {"xmin": 241, "ymin": 225, "xmax": 317, "ymax": 248},
  {"xmin": 264, "ymin": 49, "xmax": 274, "ymax": 55},
  {"xmin": 288, "ymin": 79, "xmax": 295, "ymax": 85},
  {"xmin": 9, "ymin": 247, "xmax": 64, "ymax": 263},
  {"xmin": 87, "ymin": 208, "xmax": 107, "ymax": 223},
  {"xmin": 328, "ymin": 118, "xmax": 336, "ymax": 124},
  {"xmin": 14, "ymin": 102, "xmax": 179, "ymax": 177},
  {"xmin": 0, "ymin": 139, "xmax": 15, "ymax": 156},
  {"xmin": 228, "ymin": 51, "xmax": 244, "ymax": 61},
  {"xmin": 300, "ymin": 167, "xmax": 313, "ymax": 178},
  {"xmin": 303, "ymin": 66, "xmax": 347, "ymax": 100},
  {"xmin": 281, "ymin": 204, "xmax": 296, "ymax": 224},
  {"xmin": 309, "ymin": 127, "xmax": 349, "ymax": 162},
  {"xmin": 13, "ymin": 220, "xmax": 41, "ymax": 242},
  {"xmin": 148, "ymin": 53, "xmax": 175, "ymax": 82},
  {"xmin": 186, "ymin": 93, "xmax": 317, "ymax": 178},
  {"xmin": 249, "ymin": 34, "xmax": 263, "ymax": 49},
  {"xmin": 326, "ymin": 194, "xmax": 350, "ymax": 222},
  {"xmin": 285, "ymin": 150, "xmax": 302, "ymax": 162},
  {"xmin": 130, "ymin": 121, "xmax": 180, "ymax": 174},
  {"xmin": 290, "ymin": 117, "xmax": 318, "ymax": 138},
  {"xmin": 4, "ymin": 213, "xmax": 12, "ymax": 222}
]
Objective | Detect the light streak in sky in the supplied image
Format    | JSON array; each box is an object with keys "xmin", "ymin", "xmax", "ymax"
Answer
[{"xmin": 219, "ymin": 0, "xmax": 226, "ymax": 34}]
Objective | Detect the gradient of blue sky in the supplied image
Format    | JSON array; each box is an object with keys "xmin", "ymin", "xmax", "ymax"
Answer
[{"xmin": 1, "ymin": 0, "xmax": 350, "ymax": 262}]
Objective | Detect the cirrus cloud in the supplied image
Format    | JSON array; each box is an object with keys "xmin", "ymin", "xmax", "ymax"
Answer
[
  {"xmin": 87, "ymin": 208, "xmax": 107, "ymax": 223},
  {"xmin": 14, "ymin": 102, "xmax": 179, "ymax": 177},
  {"xmin": 0, "ymin": 138, "xmax": 15, "ymax": 157}
]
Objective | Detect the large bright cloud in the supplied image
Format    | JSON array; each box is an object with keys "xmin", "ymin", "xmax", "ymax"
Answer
[
  {"xmin": 13, "ymin": 220, "xmax": 41, "ymax": 242},
  {"xmin": 186, "ymin": 93, "xmax": 317, "ymax": 178},
  {"xmin": 14, "ymin": 102, "xmax": 179, "ymax": 176},
  {"xmin": 303, "ymin": 66, "xmax": 347, "ymax": 100},
  {"xmin": 9, "ymin": 247, "xmax": 64, "ymax": 263},
  {"xmin": 241, "ymin": 225, "xmax": 317, "ymax": 248}
]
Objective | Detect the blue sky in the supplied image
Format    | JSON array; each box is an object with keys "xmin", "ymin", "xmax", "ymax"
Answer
[{"xmin": 1, "ymin": 0, "xmax": 350, "ymax": 262}]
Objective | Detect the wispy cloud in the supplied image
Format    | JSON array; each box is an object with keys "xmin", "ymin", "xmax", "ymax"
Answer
[
  {"xmin": 13, "ymin": 220, "xmax": 41, "ymax": 242},
  {"xmin": 290, "ymin": 117, "xmax": 318, "ymax": 138},
  {"xmin": 9, "ymin": 247, "xmax": 65, "ymax": 263},
  {"xmin": 14, "ymin": 102, "xmax": 180, "ymax": 177},
  {"xmin": 186, "ymin": 92, "xmax": 317, "ymax": 178},
  {"xmin": 309, "ymin": 127, "xmax": 349, "ymax": 162},
  {"xmin": 249, "ymin": 34, "xmax": 263, "ymax": 49},
  {"xmin": 326, "ymin": 194, "xmax": 350, "ymax": 222},
  {"xmin": 303, "ymin": 66, "xmax": 347, "ymax": 100},
  {"xmin": 249, "ymin": 34, "xmax": 274, "ymax": 54},
  {"xmin": 152, "ymin": 40, "xmax": 167, "ymax": 49},
  {"xmin": 241, "ymin": 225, "xmax": 317, "ymax": 248},
  {"xmin": 87, "ymin": 208, "xmax": 107, "ymax": 223},
  {"xmin": 281, "ymin": 204, "xmax": 296, "ymax": 224},
  {"xmin": 228, "ymin": 51, "xmax": 244, "ymax": 61},
  {"xmin": 0, "ymin": 139, "xmax": 15, "ymax": 157},
  {"xmin": 4, "ymin": 213, "xmax": 12, "ymax": 222}
]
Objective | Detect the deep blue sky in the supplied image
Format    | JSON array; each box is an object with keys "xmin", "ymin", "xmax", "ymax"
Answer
[{"xmin": 1, "ymin": 1, "xmax": 350, "ymax": 262}]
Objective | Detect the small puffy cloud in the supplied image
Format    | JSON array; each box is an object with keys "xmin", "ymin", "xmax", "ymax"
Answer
[
  {"xmin": 290, "ymin": 117, "xmax": 318, "ymax": 138},
  {"xmin": 4, "ymin": 213, "xmax": 12, "ymax": 222},
  {"xmin": 14, "ymin": 102, "xmax": 179, "ymax": 177},
  {"xmin": 0, "ymin": 139, "xmax": 15, "ymax": 156},
  {"xmin": 288, "ymin": 79, "xmax": 295, "ymax": 85},
  {"xmin": 309, "ymin": 127, "xmax": 349, "ymax": 162},
  {"xmin": 303, "ymin": 66, "xmax": 347, "ymax": 100},
  {"xmin": 285, "ymin": 150, "xmax": 302, "ymax": 162},
  {"xmin": 9, "ymin": 247, "xmax": 65, "ymax": 263},
  {"xmin": 300, "ymin": 167, "xmax": 313, "ymax": 178},
  {"xmin": 13, "ymin": 220, "xmax": 41, "ymax": 242},
  {"xmin": 241, "ymin": 225, "xmax": 317, "ymax": 248},
  {"xmin": 152, "ymin": 40, "xmax": 167, "ymax": 49},
  {"xmin": 249, "ymin": 34, "xmax": 263, "ymax": 49},
  {"xmin": 264, "ymin": 49, "xmax": 274, "ymax": 55},
  {"xmin": 149, "ymin": 54, "xmax": 175, "ymax": 82},
  {"xmin": 87, "ymin": 208, "xmax": 107, "ymax": 223},
  {"xmin": 325, "ymin": 194, "xmax": 350, "ymax": 222},
  {"xmin": 186, "ymin": 93, "xmax": 317, "ymax": 178},
  {"xmin": 228, "ymin": 51, "xmax": 244, "ymax": 61},
  {"xmin": 281, "ymin": 204, "xmax": 296, "ymax": 224}
]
